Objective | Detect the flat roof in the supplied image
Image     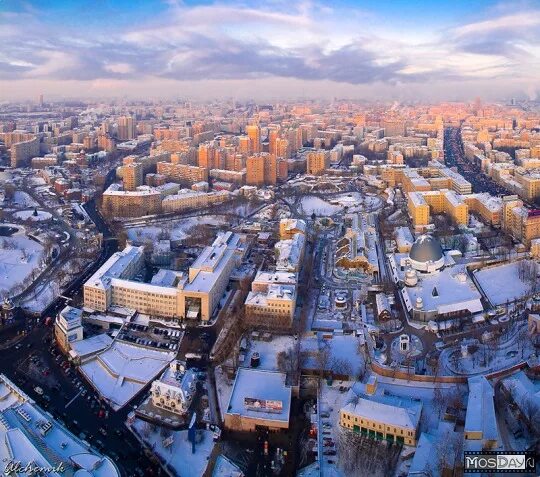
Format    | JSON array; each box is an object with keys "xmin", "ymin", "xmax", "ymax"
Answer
[{"xmin": 226, "ymin": 368, "xmax": 291, "ymax": 423}]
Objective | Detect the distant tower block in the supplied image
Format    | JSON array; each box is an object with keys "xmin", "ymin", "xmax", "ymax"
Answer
[{"xmin": 399, "ymin": 334, "xmax": 410, "ymax": 352}]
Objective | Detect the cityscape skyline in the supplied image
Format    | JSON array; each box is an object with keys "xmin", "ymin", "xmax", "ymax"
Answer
[{"xmin": 1, "ymin": 0, "xmax": 540, "ymax": 101}]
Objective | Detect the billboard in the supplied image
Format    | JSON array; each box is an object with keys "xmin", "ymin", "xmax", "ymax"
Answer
[{"xmin": 244, "ymin": 397, "xmax": 283, "ymax": 413}]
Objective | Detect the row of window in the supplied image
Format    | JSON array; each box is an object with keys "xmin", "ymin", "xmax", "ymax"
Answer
[{"xmin": 342, "ymin": 414, "xmax": 413, "ymax": 436}]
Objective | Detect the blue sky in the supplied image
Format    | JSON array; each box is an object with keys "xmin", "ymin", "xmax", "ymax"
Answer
[{"xmin": 0, "ymin": 0, "xmax": 539, "ymax": 100}]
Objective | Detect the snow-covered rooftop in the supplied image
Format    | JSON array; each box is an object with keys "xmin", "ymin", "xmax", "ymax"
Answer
[
  {"xmin": 0, "ymin": 375, "xmax": 119, "ymax": 477},
  {"xmin": 80, "ymin": 341, "xmax": 175, "ymax": 410},
  {"xmin": 226, "ymin": 368, "xmax": 291, "ymax": 423}
]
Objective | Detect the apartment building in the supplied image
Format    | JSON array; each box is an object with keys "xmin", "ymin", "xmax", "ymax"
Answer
[
  {"xmin": 11, "ymin": 136, "xmax": 40, "ymax": 167},
  {"xmin": 502, "ymin": 195, "xmax": 540, "ymax": 246},
  {"xmin": 463, "ymin": 193, "xmax": 502, "ymax": 226},
  {"xmin": 156, "ymin": 161, "xmax": 209, "ymax": 184},
  {"xmin": 161, "ymin": 189, "xmax": 229, "ymax": 213},
  {"xmin": 408, "ymin": 190, "xmax": 468, "ymax": 228},
  {"xmin": 306, "ymin": 150, "xmax": 330, "ymax": 175},
  {"xmin": 123, "ymin": 162, "xmax": 143, "ymax": 191},
  {"xmin": 246, "ymin": 153, "xmax": 277, "ymax": 186},
  {"xmin": 101, "ymin": 184, "xmax": 162, "ymax": 218}
]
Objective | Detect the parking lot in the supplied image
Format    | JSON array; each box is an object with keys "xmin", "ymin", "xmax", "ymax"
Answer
[{"xmin": 7, "ymin": 323, "xmax": 162, "ymax": 476}]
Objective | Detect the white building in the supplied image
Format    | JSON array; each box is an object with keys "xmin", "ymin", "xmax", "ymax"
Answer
[
  {"xmin": 464, "ymin": 376, "xmax": 499, "ymax": 450},
  {"xmin": 388, "ymin": 234, "xmax": 483, "ymax": 322},
  {"xmin": 54, "ymin": 306, "xmax": 84, "ymax": 352},
  {"xmin": 150, "ymin": 360, "xmax": 197, "ymax": 416},
  {"xmin": 274, "ymin": 233, "xmax": 305, "ymax": 272}
]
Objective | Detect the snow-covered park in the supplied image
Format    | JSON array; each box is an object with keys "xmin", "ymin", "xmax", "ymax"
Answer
[
  {"xmin": 13, "ymin": 209, "xmax": 53, "ymax": 222},
  {"xmin": 0, "ymin": 235, "xmax": 45, "ymax": 297},
  {"xmin": 126, "ymin": 215, "xmax": 229, "ymax": 243},
  {"xmin": 299, "ymin": 196, "xmax": 342, "ymax": 216},
  {"xmin": 475, "ymin": 261, "xmax": 538, "ymax": 305}
]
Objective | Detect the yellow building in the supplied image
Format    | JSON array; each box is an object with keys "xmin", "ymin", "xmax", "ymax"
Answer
[
  {"xmin": 161, "ymin": 190, "xmax": 229, "ymax": 213},
  {"xmin": 156, "ymin": 161, "xmax": 209, "ymax": 184},
  {"xmin": 339, "ymin": 378, "xmax": 422, "ymax": 446},
  {"xmin": 407, "ymin": 192, "xmax": 430, "ymax": 228},
  {"xmin": 122, "ymin": 163, "xmax": 143, "ymax": 191},
  {"xmin": 101, "ymin": 184, "xmax": 162, "ymax": 218},
  {"xmin": 279, "ymin": 218, "xmax": 307, "ymax": 239},
  {"xmin": 408, "ymin": 190, "xmax": 469, "ymax": 228},
  {"xmin": 245, "ymin": 125, "xmax": 261, "ymax": 154},
  {"xmin": 463, "ymin": 193, "xmax": 502, "ymax": 226},
  {"xmin": 306, "ymin": 150, "xmax": 330, "ymax": 175},
  {"xmin": 84, "ymin": 233, "xmax": 246, "ymax": 322},
  {"xmin": 246, "ymin": 153, "xmax": 277, "ymax": 186}
]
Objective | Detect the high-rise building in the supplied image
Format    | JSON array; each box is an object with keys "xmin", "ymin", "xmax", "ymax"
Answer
[
  {"xmin": 238, "ymin": 135, "xmax": 250, "ymax": 155},
  {"xmin": 123, "ymin": 163, "xmax": 143, "ymax": 191},
  {"xmin": 11, "ymin": 136, "xmax": 40, "ymax": 167},
  {"xmin": 307, "ymin": 150, "xmax": 330, "ymax": 175},
  {"xmin": 198, "ymin": 143, "xmax": 214, "ymax": 169},
  {"xmin": 275, "ymin": 138, "xmax": 290, "ymax": 159},
  {"xmin": 117, "ymin": 116, "xmax": 136, "ymax": 141},
  {"xmin": 246, "ymin": 153, "xmax": 277, "ymax": 186},
  {"xmin": 268, "ymin": 126, "xmax": 280, "ymax": 156},
  {"xmin": 246, "ymin": 125, "xmax": 261, "ymax": 154}
]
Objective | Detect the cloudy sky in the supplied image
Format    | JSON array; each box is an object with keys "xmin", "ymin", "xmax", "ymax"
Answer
[{"xmin": 1, "ymin": 0, "xmax": 539, "ymax": 101}]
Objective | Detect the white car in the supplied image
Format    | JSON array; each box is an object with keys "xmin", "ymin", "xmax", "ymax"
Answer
[{"xmin": 34, "ymin": 387, "xmax": 44, "ymax": 396}]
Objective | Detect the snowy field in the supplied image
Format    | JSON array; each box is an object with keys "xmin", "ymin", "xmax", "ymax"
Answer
[
  {"xmin": 126, "ymin": 215, "xmax": 228, "ymax": 243},
  {"xmin": 244, "ymin": 335, "xmax": 296, "ymax": 371},
  {"xmin": 475, "ymin": 262, "xmax": 536, "ymax": 305},
  {"xmin": 299, "ymin": 196, "xmax": 343, "ymax": 216},
  {"xmin": 0, "ymin": 171, "xmax": 13, "ymax": 183},
  {"xmin": 301, "ymin": 334, "xmax": 365, "ymax": 377},
  {"xmin": 0, "ymin": 236, "xmax": 44, "ymax": 296},
  {"xmin": 11, "ymin": 191, "xmax": 39, "ymax": 208},
  {"xmin": 13, "ymin": 209, "xmax": 52, "ymax": 222},
  {"xmin": 131, "ymin": 419, "xmax": 214, "ymax": 477}
]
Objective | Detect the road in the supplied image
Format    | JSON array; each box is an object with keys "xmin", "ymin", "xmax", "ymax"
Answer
[
  {"xmin": 0, "ymin": 323, "xmax": 160, "ymax": 476},
  {"xmin": 444, "ymin": 127, "xmax": 512, "ymax": 197}
]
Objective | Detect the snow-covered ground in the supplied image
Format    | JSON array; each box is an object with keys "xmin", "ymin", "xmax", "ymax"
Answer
[
  {"xmin": 126, "ymin": 215, "xmax": 229, "ymax": 243},
  {"xmin": 0, "ymin": 235, "xmax": 45, "ymax": 297},
  {"xmin": 243, "ymin": 335, "xmax": 296, "ymax": 371},
  {"xmin": 0, "ymin": 171, "xmax": 13, "ymax": 184},
  {"xmin": 299, "ymin": 196, "xmax": 342, "ymax": 216},
  {"xmin": 11, "ymin": 191, "xmax": 39, "ymax": 208},
  {"xmin": 131, "ymin": 419, "xmax": 214, "ymax": 477},
  {"xmin": 214, "ymin": 365, "xmax": 234, "ymax": 422},
  {"xmin": 475, "ymin": 262, "xmax": 536, "ymax": 305},
  {"xmin": 12, "ymin": 209, "xmax": 53, "ymax": 222},
  {"xmin": 301, "ymin": 334, "xmax": 365, "ymax": 377},
  {"xmin": 20, "ymin": 280, "xmax": 58, "ymax": 313}
]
